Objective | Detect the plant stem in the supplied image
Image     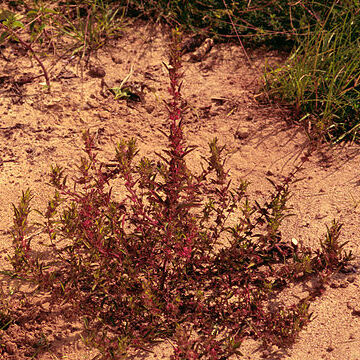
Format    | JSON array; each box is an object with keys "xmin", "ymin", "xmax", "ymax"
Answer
[
  {"xmin": 0, "ymin": 23, "xmax": 51, "ymax": 92},
  {"xmin": 222, "ymin": 0, "xmax": 253, "ymax": 68}
]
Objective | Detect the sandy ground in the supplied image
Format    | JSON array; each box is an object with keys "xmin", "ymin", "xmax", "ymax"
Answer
[{"xmin": 0, "ymin": 21, "xmax": 360, "ymax": 359}]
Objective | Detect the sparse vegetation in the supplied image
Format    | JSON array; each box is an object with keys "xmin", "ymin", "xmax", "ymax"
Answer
[
  {"xmin": 1, "ymin": 28, "xmax": 354, "ymax": 359},
  {"xmin": 0, "ymin": 1, "xmax": 358, "ymax": 359}
]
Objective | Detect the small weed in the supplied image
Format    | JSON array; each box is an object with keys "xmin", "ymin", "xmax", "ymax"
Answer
[
  {"xmin": 0, "ymin": 287, "xmax": 13, "ymax": 331},
  {"xmin": 109, "ymin": 66, "xmax": 134, "ymax": 100},
  {"xmin": 316, "ymin": 220, "xmax": 353, "ymax": 271}
]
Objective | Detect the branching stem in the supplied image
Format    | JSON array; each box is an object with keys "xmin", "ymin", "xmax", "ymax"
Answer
[{"xmin": 0, "ymin": 22, "xmax": 51, "ymax": 91}]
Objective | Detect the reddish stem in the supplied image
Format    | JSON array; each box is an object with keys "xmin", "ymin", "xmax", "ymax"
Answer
[{"xmin": 0, "ymin": 22, "xmax": 51, "ymax": 91}]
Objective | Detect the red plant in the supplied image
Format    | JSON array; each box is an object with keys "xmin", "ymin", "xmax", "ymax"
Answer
[{"xmin": 6, "ymin": 29, "xmax": 353, "ymax": 360}]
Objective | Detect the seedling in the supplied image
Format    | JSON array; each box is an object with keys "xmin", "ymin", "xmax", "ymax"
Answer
[{"xmin": 109, "ymin": 66, "xmax": 134, "ymax": 100}]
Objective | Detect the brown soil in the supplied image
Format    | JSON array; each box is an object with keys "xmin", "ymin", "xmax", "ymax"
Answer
[{"xmin": 0, "ymin": 21, "xmax": 360, "ymax": 360}]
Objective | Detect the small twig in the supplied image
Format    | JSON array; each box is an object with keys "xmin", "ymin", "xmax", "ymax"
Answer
[
  {"xmin": 298, "ymin": 1, "xmax": 322, "ymax": 24},
  {"xmin": 78, "ymin": 7, "xmax": 92, "ymax": 109},
  {"xmin": 81, "ymin": 6, "xmax": 92, "ymax": 62},
  {"xmin": 23, "ymin": 229, "xmax": 44, "ymax": 244},
  {"xmin": 0, "ymin": 158, "xmax": 17, "ymax": 165},
  {"xmin": 0, "ymin": 22, "xmax": 51, "ymax": 92},
  {"xmin": 222, "ymin": 0, "xmax": 253, "ymax": 68}
]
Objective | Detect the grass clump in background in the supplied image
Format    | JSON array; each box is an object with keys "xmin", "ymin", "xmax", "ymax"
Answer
[
  {"xmin": 0, "ymin": 30, "xmax": 354, "ymax": 360},
  {"xmin": 123, "ymin": 0, "xmax": 336, "ymax": 47},
  {"xmin": 264, "ymin": 1, "xmax": 360, "ymax": 143},
  {"xmin": 0, "ymin": 0, "xmax": 125, "ymax": 61}
]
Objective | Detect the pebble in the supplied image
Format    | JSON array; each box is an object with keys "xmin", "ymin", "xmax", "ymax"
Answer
[
  {"xmin": 347, "ymin": 299, "xmax": 360, "ymax": 316},
  {"xmin": 145, "ymin": 105, "xmax": 155, "ymax": 114},
  {"xmin": 329, "ymin": 279, "xmax": 348, "ymax": 289},
  {"xmin": 234, "ymin": 127, "xmax": 250, "ymax": 140},
  {"xmin": 88, "ymin": 66, "xmax": 106, "ymax": 78},
  {"xmin": 111, "ymin": 54, "xmax": 123, "ymax": 64},
  {"xmin": 85, "ymin": 99, "xmax": 98, "ymax": 109},
  {"xmin": 5, "ymin": 341, "xmax": 17, "ymax": 354}
]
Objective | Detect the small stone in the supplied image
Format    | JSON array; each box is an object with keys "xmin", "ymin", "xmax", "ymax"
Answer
[
  {"xmin": 111, "ymin": 54, "xmax": 123, "ymax": 64},
  {"xmin": 189, "ymin": 38, "xmax": 214, "ymax": 62},
  {"xmin": 98, "ymin": 110, "xmax": 110, "ymax": 120},
  {"xmin": 5, "ymin": 341, "xmax": 17, "ymax": 354},
  {"xmin": 330, "ymin": 279, "xmax": 348, "ymax": 289},
  {"xmin": 234, "ymin": 128, "xmax": 250, "ymax": 140},
  {"xmin": 86, "ymin": 99, "xmax": 98, "ymax": 109},
  {"xmin": 145, "ymin": 105, "xmax": 155, "ymax": 114},
  {"xmin": 347, "ymin": 299, "xmax": 360, "ymax": 316},
  {"xmin": 88, "ymin": 66, "xmax": 106, "ymax": 78}
]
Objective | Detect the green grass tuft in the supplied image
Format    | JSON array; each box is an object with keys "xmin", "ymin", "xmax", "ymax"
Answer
[{"xmin": 264, "ymin": 1, "xmax": 360, "ymax": 142}]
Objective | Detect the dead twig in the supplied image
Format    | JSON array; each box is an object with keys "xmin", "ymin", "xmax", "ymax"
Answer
[{"xmin": 222, "ymin": 0, "xmax": 253, "ymax": 68}]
